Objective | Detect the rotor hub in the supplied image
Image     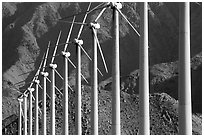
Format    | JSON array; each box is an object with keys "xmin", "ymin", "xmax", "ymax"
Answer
[
  {"xmin": 74, "ymin": 38, "xmax": 84, "ymax": 45},
  {"xmin": 61, "ymin": 51, "xmax": 71, "ymax": 58}
]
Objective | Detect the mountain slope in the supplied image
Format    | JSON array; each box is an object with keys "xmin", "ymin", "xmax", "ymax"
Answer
[{"xmin": 2, "ymin": 87, "xmax": 202, "ymax": 135}]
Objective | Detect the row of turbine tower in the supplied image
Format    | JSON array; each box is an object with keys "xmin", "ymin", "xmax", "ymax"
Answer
[{"xmin": 16, "ymin": 2, "xmax": 192, "ymax": 135}]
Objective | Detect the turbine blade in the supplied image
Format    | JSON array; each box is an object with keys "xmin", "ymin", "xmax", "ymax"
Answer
[
  {"xmin": 68, "ymin": 85, "xmax": 74, "ymax": 92},
  {"xmin": 31, "ymin": 93, "xmax": 35, "ymax": 101},
  {"xmin": 66, "ymin": 45, "xmax": 102, "ymax": 76},
  {"xmin": 58, "ymin": 42, "xmax": 73, "ymax": 47},
  {"xmin": 23, "ymin": 89, "xmax": 28, "ymax": 95},
  {"xmin": 116, "ymin": 8, "xmax": 140, "ymax": 37},
  {"xmin": 38, "ymin": 83, "xmax": 43, "ymax": 90},
  {"xmin": 67, "ymin": 57, "xmax": 76, "ymax": 68},
  {"xmin": 78, "ymin": 43, "xmax": 92, "ymax": 61},
  {"xmin": 42, "ymin": 41, "xmax": 51, "ymax": 72},
  {"xmin": 94, "ymin": 7, "xmax": 107, "ymax": 22},
  {"xmin": 54, "ymin": 69, "xmax": 64, "ymax": 80},
  {"xmin": 64, "ymin": 16, "xmax": 76, "ymax": 52},
  {"xmin": 75, "ymin": 3, "xmax": 93, "ymax": 63},
  {"xmin": 45, "ymin": 76, "xmax": 51, "ymax": 83},
  {"xmin": 54, "ymin": 86, "xmax": 62, "ymax": 96},
  {"xmin": 29, "ymin": 82, "xmax": 34, "ymax": 89},
  {"xmin": 38, "ymin": 107, "xmax": 42, "ymax": 115},
  {"xmin": 67, "ymin": 56, "xmax": 91, "ymax": 84},
  {"xmin": 20, "ymin": 108, "xmax": 25, "ymax": 119},
  {"xmin": 59, "ymin": 2, "xmax": 105, "ymax": 21},
  {"xmin": 88, "ymin": 2, "xmax": 106, "ymax": 15},
  {"xmin": 97, "ymin": 68, "xmax": 103, "ymax": 76},
  {"xmin": 58, "ymin": 20, "xmax": 87, "ymax": 25},
  {"xmin": 51, "ymin": 31, "xmax": 62, "ymax": 64},
  {"xmin": 77, "ymin": 2, "xmax": 92, "ymax": 39},
  {"xmin": 81, "ymin": 73, "xmax": 89, "ymax": 84},
  {"xmin": 32, "ymin": 53, "xmax": 45, "ymax": 83},
  {"xmin": 46, "ymin": 93, "xmax": 51, "ymax": 99},
  {"xmin": 54, "ymin": 69, "xmax": 73, "ymax": 92},
  {"xmin": 93, "ymin": 28, "xmax": 109, "ymax": 73},
  {"xmin": 45, "ymin": 76, "xmax": 63, "ymax": 95}
]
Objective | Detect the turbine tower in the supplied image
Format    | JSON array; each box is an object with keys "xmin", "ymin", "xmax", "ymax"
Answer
[
  {"xmin": 178, "ymin": 2, "xmax": 192, "ymax": 135},
  {"xmin": 111, "ymin": 2, "xmax": 122, "ymax": 135},
  {"xmin": 139, "ymin": 2, "xmax": 150, "ymax": 135}
]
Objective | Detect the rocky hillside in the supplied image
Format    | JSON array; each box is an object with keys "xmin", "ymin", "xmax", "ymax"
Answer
[
  {"xmin": 2, "ymin": 2, "xmax": 202, "ymax": 135},
  {"xmin": 2, "ymin": 87, "xmax": 202, "ymax": 135},
  {"xmin": 100, "ymin": 52, "xmax": 202, "ymax": 113}
]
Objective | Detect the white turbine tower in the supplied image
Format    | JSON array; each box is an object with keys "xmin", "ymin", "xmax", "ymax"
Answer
[
  {"xmin": 178, "ymin": 2, "xmax": 192, "ymax": 135},
  {"xmin": 61, "ymin": 16, "xmax": 75, "ymax": 135},
  {"xmin": 28, "ymin": 87, "xmax": 35, "ymax": 135},
  {"xmin": 111, "ymin": 2, "xmax": 122, "ymax": 135},
  {"xmin": 34, "ymin": 79, "xmax": 40, "ymax": 135},
  {"xmin": 139, "ymin": 2, "xmax": 149, "ymax": 135},
  {"xmin": 18, "ymin": 97, "xmax": 23, "ymax": 135},
  {"xmin": 40, "ymin": 41, "xmax": 51, "ymax": 135},
  {"xmin": 75, "ymin": 3, "xmax": 91, "ymax": 134},
  {"xmin": 23, "ymin": 93, "xmax": 28, "ymax": 135},
  {"xmin": 90, "ymin": 22, "xmax": 100, "ymax": 135}
]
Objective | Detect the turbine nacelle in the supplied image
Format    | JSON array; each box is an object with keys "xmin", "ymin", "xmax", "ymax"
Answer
[
  {"xmin": 110, "ymin": 2, "xmax": 122, "ymax": 10},
  {"xmin": 61, "ymin": 51, "xmax": 71, "ymax": 58},
  {"xmin": 41, "ymin": 72, "xmax": 49, "ymax": 77},
  {"xmin": 23, "ymin": 92, "xmax": 28, "ymax": 97},
  {"xmin": 18, "ymin": 97, "xmax": 24, "ymax": 102},
  {"xmin": 28, "ymin": 87, "xmax": 35, "ymax": 92},
  {"xmin": 90, "ymin": 22, "xmax": 100, "ymax": 29},
  {"xmin": 49, "ymin": 63, "xmax": 57, "ymax": 69},
  {"xmin": 74, "ymin": 38, "xmax": 84, "ymax": 45},
  {"xmin": 34, "ymin": 79, "xmax": 40, "ymax": 84}
]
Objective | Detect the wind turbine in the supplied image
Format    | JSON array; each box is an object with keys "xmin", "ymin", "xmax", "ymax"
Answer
[
  {"xmin": 61, "ymin": 15, "xmax": 75, "ymax": 135},
  {"xmin": 17, "ymin": 52, "xmax": 46, "ymax": 135},
  {"xmin": 58, "ymin": 3, "xmax": 111, "ymax": 135},
  {"xmin": 91, "ymin": 2, "xmax": 141, "ymax": 134},
  {"xmin": 74, "ymin": 3, "xmax": 92, "ymax": 134},
  {"xmin": 109, "ymin": 2, "xmax": 122, "ymax": 135},
  {"xmin": 40, "ymin": 41, "xmax": 51, "ymax": 135},
  {"xmin": 33, "ymin": 53, "xmax": 45, "ymax": 135},
  {"xmin": 89, "ymin": 22, "xmax": 100, "ymax": 135},
  {"xmin": 88, "ymin": 21, "xmax": 109, "ymax": 135},
  {"xmin": 71, "ymin": 3, "xmax": 108, "ymax": 134},
  {"xmin": 61, "ymin": 2, "xmax": 109, "ymax": 134},
  {"xmin": 48, "ymin": 30, "xmax": 62, "ymax": 135}
]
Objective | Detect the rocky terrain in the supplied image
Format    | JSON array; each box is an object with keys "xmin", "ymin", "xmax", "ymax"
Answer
[{"xmin": 2, "ymin": 2, "xmax": 202, "ymax": 135}]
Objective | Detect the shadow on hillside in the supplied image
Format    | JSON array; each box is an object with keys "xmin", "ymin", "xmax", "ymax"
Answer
[
  {"xmin": 2, "ymin": 2, "xmax": 45, "ymax": 73},
  {"xmin": 150, "ymin": 66, "xmax": 202, "ymax": 113}
]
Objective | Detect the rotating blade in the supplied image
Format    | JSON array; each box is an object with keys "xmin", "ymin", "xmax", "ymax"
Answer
[
  {"xmin": 58, "ymin": 20, "xmax": 87, "ymax": 25},
  {"xmin": 93, "ymin": 28, "xmax": 108, "ymax": 73},
  {"xmin": 51, "ymin": 31, "xmax": 62, "ymax": 64},
  {"xmin": 94, "ymin": 7, "xmax": 107, "ymax": 22},
  {"xmin": 42, "ymin": 41, "xmax": 51, "ymax": 72},
  {"xmin": 29, "ymin": 53, "xmax": 45, "ymax": 88},
  {"xmin": 78, "ymin": 43, "xmax": 92, "ymax": 61},
  {"xmin": 116, "ymin": 8, "xmax": 140, "ymax": 37},
  {"xmin": 77, "ymin": 2, "xmax": 92, "ymax": 39},
  {"xmin": 64, "ymin": 16, "xmax": 76, "ymax": 52}
]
